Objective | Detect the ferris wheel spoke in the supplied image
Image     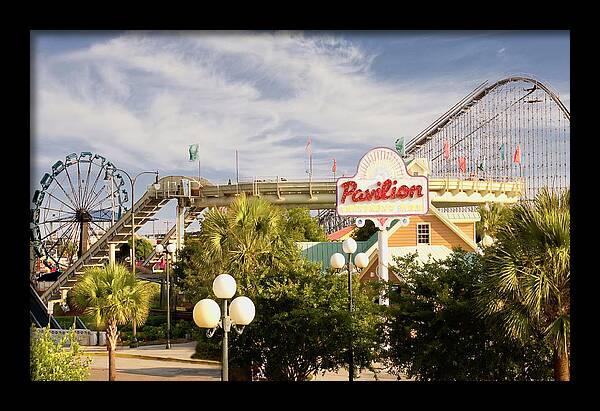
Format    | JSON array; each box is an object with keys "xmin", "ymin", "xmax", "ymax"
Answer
[
  {"xmin": 83, "ymin": 182, "xmax": 108, "ymax": 212},
  {"xmin": 88, "ymin": 189, "xmax": 120, "ymax": 215},
  {"xmin": 44, "ymin": 191, "xmax": 78, "ymax": 213},
  {"xmin": 39, "ymin": 217, "xmax": 77, "ymax": 224},
  {"xmin": 37, "ymin": 205, "xmax": 76, "ymax": 215},
  {"xmin": 89, "ymin": 220, "xmax": 110, "ymax": 236},
  {"xmin": 63, "ymin": 162, "xmax": 82, "ymax": 208},
  {"xmin": 88, "ymin": 222, "xmax": 106, "ymax": 243},
  {"xmin": 39, "ymin": 219, "xmax": 75, "ymax": 243},
  {"xmin": 45, "ymin": 221, "xmax": 78, "ymax": 259},
  {"xmin": 82, "ymin": 162, "xmax": 106, "ymax": 209},
  {"xmin": 53, "ymin": 177, "xmax": 80, "ymax": 210},
  {"xmin": 56, "ymin": 222, "xmax": 80, "ymax": 266},
  {"xmin": 80, "ymin": 158, "xmax": 94, "ymax": 208}
]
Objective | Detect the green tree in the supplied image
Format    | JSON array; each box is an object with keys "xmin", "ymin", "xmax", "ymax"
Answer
[
  {"xmin": 128, "ymin": 236, "xmax": 154, "ymax": 260},
  {"xmin": 352, "ymin": 220, "xmax": 377, "ymax": 241},
  {"xmin": 478, "ymin": 188, "xmax": 570, "ymax": 381},
  {"xmin": 30, "ymin": 324, "xmax": 91, "ymax": 381},
  {"xmin": 283, "ymin": 208, "xmax": 328, "ymax": 242},
  {"xmin": 69, "ymin": 263, "xmax": 152, "ymax": 381},
  {"xmin": 384, "ymin": 250, "xmax": 552, "ymax": 381},
  {"xmin": 229, "ymin": 256, "xmax": 385, "ymax": 381},
  {"xmin": 475, "ymin": 202, "xmax": 511, "ymax": 242},
  {"xmin": 198, "ymin": 194, "xmax": 294, "ymax": 294},
  {"xmin": 173, "ymin": 238, "xmax": 219, "ymax": 305},
  {"xmin": 57, "ymin": 240, "xmax": 78, "ymax": 264},
  {"xmin": 180, "ymin": 194, "xmax": 385, "ymax": 380}
]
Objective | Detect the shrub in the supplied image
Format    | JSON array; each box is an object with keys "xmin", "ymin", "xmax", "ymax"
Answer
[{"xmin": 30, "ymin": 324, "xmax": 91, "ymax": 381}]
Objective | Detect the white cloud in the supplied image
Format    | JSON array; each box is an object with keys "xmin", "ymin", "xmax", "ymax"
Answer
[{"xmin": 31, "ymin": 31, "xmax": 517, "ymax": 185}]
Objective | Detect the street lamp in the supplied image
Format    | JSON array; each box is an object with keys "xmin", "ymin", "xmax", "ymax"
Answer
[
  {"xmin": 111, "ymin": 168, "xmax": 159, "ymax": 348},
  {"xmin": 155, "ymin": 242, "xmax": 176, "ymax": 348},
  {"xmin": 330, "ymin": 237, "xmax": 369, "ymax": 382},
  {"xmin": 193, "ymin": 274, "xmax": 256, "ymax": 381}
]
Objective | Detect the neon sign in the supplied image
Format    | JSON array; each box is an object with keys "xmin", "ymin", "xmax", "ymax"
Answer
[{"xmin": 336, "ymin": 147, "xmax": 429, "ymax": 217}]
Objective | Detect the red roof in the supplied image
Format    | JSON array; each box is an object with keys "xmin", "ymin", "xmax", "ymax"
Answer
[{"xmin": 327, "ymin": 225, "xmax": 356, "ymax": 241}]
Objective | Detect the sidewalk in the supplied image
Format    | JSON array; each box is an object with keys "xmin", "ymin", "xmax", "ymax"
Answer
[
  {"xmin": 81, "ymin": 341, "xmax": 220, "ymax": 365},
  {"xmin": 82, "ymin": 342, "xmax": 409, "ymax": 381}
]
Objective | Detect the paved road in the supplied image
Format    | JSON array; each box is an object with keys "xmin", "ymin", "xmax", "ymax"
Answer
[{"xmin": 85, "ymin": 355, "xmax": 221, "ymax": 381}]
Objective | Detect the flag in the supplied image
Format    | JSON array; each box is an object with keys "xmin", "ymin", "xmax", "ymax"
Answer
[
  {"xmin": 189, "ymin": 144, "xmax": 199, "ymax": 161},
  {"xmin": 332, "ymin": 158, "xmax": 337, "ymax": 173},
  {"xmin": 513, "ymin": 144, "xmax": 521, "ymax": 164},
  {"xmin": 395, "ymin": 137, "xmax": 405, "ymax": 156},
  {"xmin": 458, "ymin": 156, "xmax": 466, "ymax": 173},
  {"xmin": 443, "ymin": 141, "xmax": 449, "ymax": 159},
  {"xmin": 499, "ymin": 144, "xmax": 505, "ymax": 161},
  {"xmin": 305, "ymin": 136, "xmax": 312, "ymax": 156}
]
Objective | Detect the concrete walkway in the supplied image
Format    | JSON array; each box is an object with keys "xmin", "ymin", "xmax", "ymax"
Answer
[{"xmin": 82, "ymin": 342, "xmax": 407, "ymax": 381}]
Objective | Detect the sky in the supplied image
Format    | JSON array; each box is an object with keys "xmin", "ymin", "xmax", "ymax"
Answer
[{"xmin": 30, "ymin": 30, "xmax": 570, "ymax": 234}]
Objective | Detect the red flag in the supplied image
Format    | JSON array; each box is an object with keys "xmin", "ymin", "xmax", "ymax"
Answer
[
  {"xmin": 443, "ymin": 141, "xmax": 449, "ymax": 159},
  {"xmin": 332, "ymin": 158, "xmax": 337, "ymax": 173},
  {"xmin": 458, "ymin": 156, "xmax": 466, "ymax": 173},
  {"xmin": 513, "ymin": 144, "xmax": 521, "ymax": 164},
  {"xmin": 305, "ymin": 136, "xmax": 312, "ymax": 156}
]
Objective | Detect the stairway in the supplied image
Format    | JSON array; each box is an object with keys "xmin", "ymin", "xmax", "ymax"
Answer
[
  {"xmin": 40, "ymin": 189, "xmax": 172, "ymax": 304},
  {"xmin": 142, "ymin": 206, "xmax": 207, "ymax": 267}
]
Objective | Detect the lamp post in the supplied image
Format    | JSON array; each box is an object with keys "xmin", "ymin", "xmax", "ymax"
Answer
[
  {"xmin": 155, "ymin": 243, "xmax": 176, "ymax": 348},
  {"xmin": 111, "ymin": 168, "xmax": 159, "ymax": 348},
  {"xmin": 193, "ymin": 274, "xmax": 255, "ymax": 381},
  {"xmin": 330, "ymin": 237, "xmax": 369, "ymax": 382}
]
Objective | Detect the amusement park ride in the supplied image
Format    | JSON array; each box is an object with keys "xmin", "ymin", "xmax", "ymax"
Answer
[{"xmin": 30, "ymin": 76, "xmax": 570, "ymax": 326}]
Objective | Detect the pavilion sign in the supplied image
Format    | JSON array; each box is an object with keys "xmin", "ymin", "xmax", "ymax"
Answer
[{"xmin": 336, "ymin": 147, "xmax": 429, "ymax": 217}]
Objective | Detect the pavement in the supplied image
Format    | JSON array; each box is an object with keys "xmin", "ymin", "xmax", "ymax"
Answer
[{"xmin": 81, "ymin": 342, "xmax": 408, "ymax": 381}]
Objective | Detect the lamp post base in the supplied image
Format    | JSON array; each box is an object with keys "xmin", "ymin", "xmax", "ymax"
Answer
[{"xmin": 166, "ymin": 341, "xmax": 171, "ymax": 349}]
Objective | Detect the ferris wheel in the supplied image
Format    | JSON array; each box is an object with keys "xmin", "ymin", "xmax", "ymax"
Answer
[{"xmin": 30, "ymin": 152, "xmax": 129, "ymax": 271}]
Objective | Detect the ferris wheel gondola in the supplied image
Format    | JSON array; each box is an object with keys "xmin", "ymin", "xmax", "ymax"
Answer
[{"xmin": 30, "ymin": 152, "xmax": 129, "ymax": 271}]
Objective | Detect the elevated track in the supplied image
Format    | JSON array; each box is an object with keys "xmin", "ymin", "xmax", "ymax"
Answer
[{"xmin": 38, "ymin": 174, "xmax": 522, "ymax": 303}]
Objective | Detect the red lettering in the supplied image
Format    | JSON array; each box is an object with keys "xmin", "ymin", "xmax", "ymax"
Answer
[
  {"xmin": 415, "ymin": 185, "xmax": 424, "ymax": 197},
  {"xmin": 396, "ymin": 185, "xmax": 409, "ymax": 199},
  {"xmin": 381, "ymin": 179, "xmax": 392, "ymax": 199},
  {"xmin": 340, "ymin": 180, "xmax": 425, "ymax": 203},
  {"xmin": 340, "ymin": 181, "xmax": 357, "ymax": 204}
]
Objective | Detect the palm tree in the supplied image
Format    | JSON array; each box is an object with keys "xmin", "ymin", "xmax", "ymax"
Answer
[
  {"xmin": 478, "ymin": 188, "xmax": 570, "ymax": 380},
  {"xmin": 70, "ymin": 263, "xmax": 152, "ymax": 381},
  {"xmin": 475, "ymin": 202, "xmax": 510, "ymax": 243},
  {"xmin": 199, "ymin": 193, "xmax": 292, "ymax": 294}
]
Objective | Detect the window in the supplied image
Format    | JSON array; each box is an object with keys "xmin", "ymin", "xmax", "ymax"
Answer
[{"xmin": 417, "ymin": 223, "xmax": 430, "ymax": 245}]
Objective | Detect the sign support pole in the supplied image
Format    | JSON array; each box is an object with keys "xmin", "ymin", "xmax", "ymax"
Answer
[{"xmin": 377, "ymin": 228, "xmax": 389, "ymax": 306}]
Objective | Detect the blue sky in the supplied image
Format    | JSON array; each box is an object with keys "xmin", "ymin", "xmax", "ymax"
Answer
[{"xmin": 31, "ymin": 30, "xmax": 569, "ymax": 233}]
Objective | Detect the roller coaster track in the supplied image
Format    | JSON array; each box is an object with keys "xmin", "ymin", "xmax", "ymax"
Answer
[
  {"xmin": 38, "ymin": 174, "xmax": 523, "ymax": 303},
  {"xmin": 405, "ymin": 76, "xmax": 570, "ymax": 200}
]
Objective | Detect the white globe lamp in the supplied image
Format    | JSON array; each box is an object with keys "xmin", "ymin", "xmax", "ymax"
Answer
[
  {"xmin": 229, "ymin": 296, "xmax": 256, "ymax": 326},
  {"xmin": 354, "ymin": 252, "xmax": 369, "ymax": 269},
  {"xmin": 330, "ymin": 253, "xmax": 345, "ymax": 269},
  {"xmin": 155, "ymin": 244, "xmax": 164, "ymax": 254},
  {"xmin": 482, "ymin": 234, "xmax": 495, "ymax": 248},
  {"xmin": 193, "ymin": 299, "xmax": 221, "ymax": 328},
  {"xmin": 166, "ymin": 243, "xmax": 176, "ymax": 254},
  {"xmin": 213, "ymin": 274, "xmax": 237, "ymax": 299},
  {"xmin": 342, "ymin": 238, "xmax": 357, "ymax": 254}
]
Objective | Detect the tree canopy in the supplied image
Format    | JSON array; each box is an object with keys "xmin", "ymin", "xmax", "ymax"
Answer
[
  {"xmin": 477, "ymin": 188, "xmax": 570, "ymax": 380},
  {"xmin": 384, "ymin": 250, "xmax": 552, "ymax": 381}
]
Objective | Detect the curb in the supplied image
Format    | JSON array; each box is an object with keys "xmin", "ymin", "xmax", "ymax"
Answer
[{"xmin": 82, "ymin": 351, "xmax": 221, "ymax": 366}]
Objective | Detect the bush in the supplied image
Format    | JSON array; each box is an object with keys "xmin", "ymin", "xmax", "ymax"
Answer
[
  {"xmin": 30, "ymin": 324, "xmax": 91, "ymax": 381},
  {"xmin": 171, "ymin": 319, "xmax": 193, "ymax": 339}
]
